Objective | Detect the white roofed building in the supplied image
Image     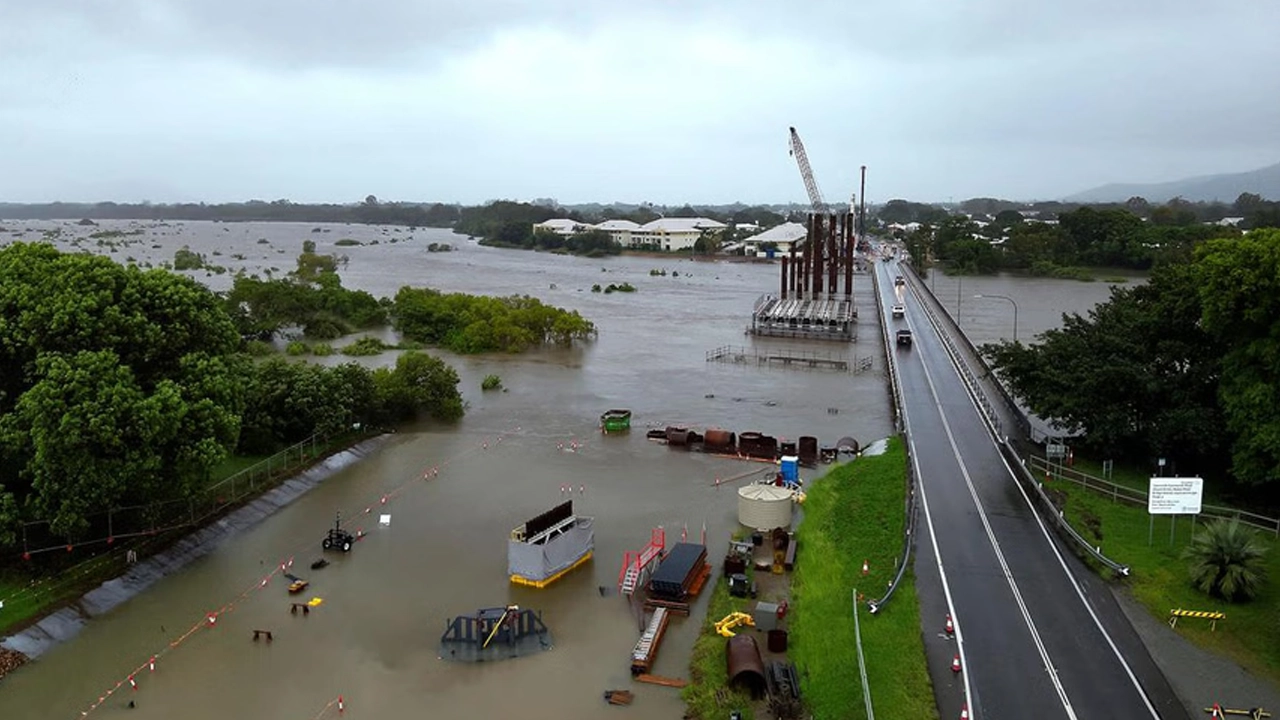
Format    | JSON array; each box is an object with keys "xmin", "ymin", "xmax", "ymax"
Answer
[
  {"xmin": 593, "ymin": 219, "xmax": 642, "ymax": 245},
  {"xmin": 743, "ymin": 222, "xmax": 807, "ymax": 257},
  {"xmin": 632, "ymin": 217, "xmax": 727, "ymax": 252},
  {"xmin": 532, "ymin": 218, "xmax": 594, "ymax": 236}
]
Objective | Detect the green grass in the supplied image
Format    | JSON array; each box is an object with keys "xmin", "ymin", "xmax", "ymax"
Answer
[
  {"xmin": 790, "ymin": 436, "xmax": 936, "ymax": 720},
  {"xmin": 682, "ymin": 570, "xmax": 760, "ymax": 719},
  {"xmin": 1055, "ymin": 482, "xmax": 1280, "ymax": 686}
]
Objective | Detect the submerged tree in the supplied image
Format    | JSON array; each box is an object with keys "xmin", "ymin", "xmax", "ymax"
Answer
[{"xmin": 1182, "ymin": 519, "xmax": 1268, "ymax": 602}]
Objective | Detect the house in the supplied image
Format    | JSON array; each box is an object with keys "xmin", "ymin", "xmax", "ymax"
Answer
[
  {"xmin": 593, "ymin": 219, "xmax": 642, "ymax": 245},
  {"xmin": 632, "ymin": 217, "xmax": 727, "ymax": 252},
  {"xmin": 532, "ymin": 218, "xmax": 594, "ymax": 236},
  {"xmin": 742, "ymin": 222, "xmax": 807, "ymax": 257}
]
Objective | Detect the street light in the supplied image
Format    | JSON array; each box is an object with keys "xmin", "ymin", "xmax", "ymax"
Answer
[{"xmin": 974, "ymin": 293, "xmax": 1019, "ymax": 342}]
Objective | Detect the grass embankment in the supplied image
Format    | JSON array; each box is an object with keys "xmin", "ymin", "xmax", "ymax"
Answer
[
  {"xmin": 683, "ymin": 437, "xmax": 936, "ymax": 720},
  {"xmin": 683, "ymin": 568, "xmax": 761, "ymax": 719},
  {"xmin": 790, "ymin": 436, "xmax": 936, "ymax": 719},
  {"xmin": 1053, "ymin": 463, "xmax": 1280, "ymax": 686},
  {"xmin": 0, "ymin": 434, "xmax": 362, "ymax": 637}
]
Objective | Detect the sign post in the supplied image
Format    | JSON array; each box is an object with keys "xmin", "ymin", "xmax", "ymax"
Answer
[{"xmin": 1148, "ymin": 477, "xmax": 1204, "ymax": 548}]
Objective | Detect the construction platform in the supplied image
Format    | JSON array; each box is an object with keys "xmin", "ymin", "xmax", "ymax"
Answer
[
  {"xmin": 748, "ymin": 294, "xmax": 856, "ymax": 342},
  {"xmin": 706, "ymin": 345, "xmax": 872, "ymax": 373}
]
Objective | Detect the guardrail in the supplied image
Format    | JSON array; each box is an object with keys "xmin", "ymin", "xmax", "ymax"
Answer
[
  {"xmin": 867, "ymin": 266, "xmax": 918, "ymax": 614},
  {"xmin": 1030, "ymin": 456, "xmax": 1280, "ymax": 538},
  {"xmin": 852, "ymin": 588, "xmax": 876, "ymax": 719},
  {"xmin": 901, "ymin": 265, "xmax": 1131, "ymax": 576}
]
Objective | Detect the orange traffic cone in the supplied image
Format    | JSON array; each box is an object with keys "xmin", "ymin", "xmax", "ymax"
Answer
[
  {"xmin": 960, "ymin": 703, "xmax": 969, "ymax": 719},
  {"xmin": 951, "ymin": 654, "xmax": 962, "ymax": 673},
  {"xmin": 862, "ymin": 559, "xmax": 869, "ymax": 576},
  {"xmin": 945, "ymin": 614, "xmax": 954, "ymax": 635}
]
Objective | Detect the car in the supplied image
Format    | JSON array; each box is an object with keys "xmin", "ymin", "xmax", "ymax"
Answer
[
  {"xmin": 894, "ymin": 275, "xmax": 906, "ymax": 286},
  {"xmin": 891, "ymin": 304, "xmax": 905, "ymax": 318},
  {"xmin": 896, "ymin": 329, "xmax": 913, "ymax": 347}
]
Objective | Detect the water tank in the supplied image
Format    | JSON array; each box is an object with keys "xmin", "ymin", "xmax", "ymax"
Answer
[{"xmin": 738, "ymin": 484, "xmax": 794, "ymax": 530}]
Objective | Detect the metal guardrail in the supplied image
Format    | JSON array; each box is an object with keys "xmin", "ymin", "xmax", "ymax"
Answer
[
  {"xmin": 1030, "ymin": 456, "xmax": 1280, "ymax": 538},
  {"xmin": 852, "ymin": 588, "xmax": 876, "ymax": 720},
  {"xmin": 867, "ymin": 266, "xmax": 917, "ymax": 614},
  {"xmin": 901, "ymin": 265, "xmax": 1131, "ymax": 576}
]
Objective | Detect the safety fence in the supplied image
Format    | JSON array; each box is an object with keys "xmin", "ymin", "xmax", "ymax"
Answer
[
  {"xmin": 902, "ymin": 265, "xmax": 1130, "ymax": 576},
  {"xmin": 1029, "ymin": 456, "xmax": 1280, "ymax": 538},
  {"xmin": 63, "ymin": 426, "xmax": 517, "ymax": 719},
  {"xmin": 866, "ymin": 267, "xmax": 919, "ymax": 615},
  {"xmin": 11, "ymin": 432, "xmax": 339, "ymax": 560}
]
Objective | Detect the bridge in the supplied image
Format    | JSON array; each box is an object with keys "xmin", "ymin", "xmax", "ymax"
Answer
[{"xmin": 874, "ymin": 257, "xmax": 1189, "ymax": 719}]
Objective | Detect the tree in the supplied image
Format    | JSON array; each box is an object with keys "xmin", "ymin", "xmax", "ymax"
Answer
[
  {"xmin": 372, "ymin": 351, "xmax": 464, "ymax": 423},
  {"xmin": 1195, "ymin": 230, "xmax": 1280, "ymax": 486},
  {"xmin": 0, "ymin": 243, "xmax": 246, "ymax": 537},
  {"xmin": 1182, "ymin": 519, "xmax": 1268, "ymax": 602},
  {"xmin": 982, "ymin": 262, "xmax": 1226, "ymax": 472}
]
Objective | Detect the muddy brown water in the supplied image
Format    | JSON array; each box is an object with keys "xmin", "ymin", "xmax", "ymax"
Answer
[{"xmin": 0, "ymin": 221, "xmax": 1138, "ymax": 719}]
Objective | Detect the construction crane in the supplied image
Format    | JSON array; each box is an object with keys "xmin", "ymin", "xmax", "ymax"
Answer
[{"xmin": 788, "ymin": 126, "xmax": 829, "ymax": 216}]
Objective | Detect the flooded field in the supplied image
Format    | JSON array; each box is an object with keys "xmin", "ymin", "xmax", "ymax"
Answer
[{"xmin": 0, "ymin": 219, "xmax": 1136, "ymax": 719}]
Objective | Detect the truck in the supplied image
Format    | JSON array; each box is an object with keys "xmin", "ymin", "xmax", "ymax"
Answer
[{"xmin": 896, "ymin": 329, "xmax": 913, "ymax": 347}]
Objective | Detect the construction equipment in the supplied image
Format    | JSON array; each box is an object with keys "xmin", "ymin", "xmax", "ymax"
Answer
[{"xmin": 788, "ymin": 127, "xmax": 829, "ymax": 216}]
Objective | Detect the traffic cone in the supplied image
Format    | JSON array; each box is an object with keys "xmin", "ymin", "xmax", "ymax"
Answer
[
  {"xmin": 945, "ymin": 614, "xmax": 954, "ymax": 635},
  {"xmin": 951, "ymin": 654, "xmax": 962, "ymax": 673},
  {"xmin": 960, "ymin": 703, "xmax": 969, "ymax": 719},
  {"xmin": 862, "ymin": 559, "xmax": 869, "ymax": 576}
]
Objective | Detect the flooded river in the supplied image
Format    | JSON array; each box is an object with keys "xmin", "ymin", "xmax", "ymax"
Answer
[{"xmin": 0, "ymin": 220, "xmax": 1137, "ymax": 719}]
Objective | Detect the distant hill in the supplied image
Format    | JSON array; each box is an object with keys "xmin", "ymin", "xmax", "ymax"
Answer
[{"xmin": 1065, "ymin": 161, "xmax": 1280, "ymax": 204}]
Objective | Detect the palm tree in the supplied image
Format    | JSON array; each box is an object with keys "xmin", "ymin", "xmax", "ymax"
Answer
[{"xmin": 1182, "ymin": 519, "xmax": 1268, "ymax": 602}]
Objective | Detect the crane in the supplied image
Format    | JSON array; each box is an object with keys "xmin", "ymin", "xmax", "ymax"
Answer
[{"xmin": 788, "ymin": 126, "xmax": 829, "ymax": 216}]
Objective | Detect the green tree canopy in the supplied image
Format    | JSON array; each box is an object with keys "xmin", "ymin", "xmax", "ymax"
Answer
[
  {"xmin": 0, "ymin": 242, "xmax": 246, "ymax": 536},
  {"xmin": 982, "ymin": 262, "xmax": 1226, "ymax": 476}
]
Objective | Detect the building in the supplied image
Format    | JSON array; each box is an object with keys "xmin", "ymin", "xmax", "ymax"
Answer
[
  {"xmin": 532, "ymin": 218, "xmax": 595, "ymax": 236},
  {"xmin": 743, "ymin": 222, "xmax": 807, "ymax": 257},
  {"xmin": 632, "ymin": 217, "xmax": 727, "ymax": 252},
  {"xmin": 594, "ymin": 219, "xmax": 642, "ymax": 246}
]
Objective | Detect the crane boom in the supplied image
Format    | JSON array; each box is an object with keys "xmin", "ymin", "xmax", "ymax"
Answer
[{"xmin": 788, "ymin": 126, "xmax": 828, "ymax": 215}]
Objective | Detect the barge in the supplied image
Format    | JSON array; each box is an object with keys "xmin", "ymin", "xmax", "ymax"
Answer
[{"xmin": 508, "ymin": 500, "xmax": 594, "ymax": 589}]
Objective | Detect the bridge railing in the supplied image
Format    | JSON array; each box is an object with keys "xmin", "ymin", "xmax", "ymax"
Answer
[
  {"xmin": 868, "ymin": 266, "xmax": 918, "ymax": 614},
  {"xmin": 902, "ymin": 264, "xmax": 1130, "ymax": 576}
]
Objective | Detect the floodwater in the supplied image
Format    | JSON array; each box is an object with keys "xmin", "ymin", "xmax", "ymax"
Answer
[{"xmin": 0, "ymin": 220, "xmax": 1139, "ymax": 719}]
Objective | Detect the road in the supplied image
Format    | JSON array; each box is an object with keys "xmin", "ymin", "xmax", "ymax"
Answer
[{"xmin": 875, "ymin": 257, "xmax": 1187, "ymax": 719}]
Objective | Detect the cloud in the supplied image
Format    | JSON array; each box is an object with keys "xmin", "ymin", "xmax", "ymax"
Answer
[{"xmin": 1, "ymin": 0, "xmax": 1278, "ymax": 203}]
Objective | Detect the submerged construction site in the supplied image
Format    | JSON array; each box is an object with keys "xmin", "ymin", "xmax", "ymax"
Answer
[{"xmin": 748, "ymin": 128, "xmax": 869, "ymax": 343}]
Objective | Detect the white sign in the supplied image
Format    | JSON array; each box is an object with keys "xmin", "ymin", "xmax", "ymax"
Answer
[{"xmin": 1148, "ymin": 477, "xmax": 1204, "ymax": 515}]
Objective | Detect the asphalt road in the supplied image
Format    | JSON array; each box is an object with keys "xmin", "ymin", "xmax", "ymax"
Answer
[{"xmin": 876, "ymin": 257, "xmax": 1187, "ymax": 720}]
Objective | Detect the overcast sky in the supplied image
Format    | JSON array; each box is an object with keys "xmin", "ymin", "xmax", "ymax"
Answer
[{"xmin": 2, "ymin": 1, "xmax": 1277, "ymax": 206}]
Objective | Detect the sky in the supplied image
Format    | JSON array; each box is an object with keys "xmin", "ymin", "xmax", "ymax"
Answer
[{"xmin": 1, "ymin": 1, "xmax": 1278, "ymax": 206}]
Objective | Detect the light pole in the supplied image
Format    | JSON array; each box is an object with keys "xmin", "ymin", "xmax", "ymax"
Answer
[{"xmin": 974, "ymin": 293, "xmax": 1019, "ymax": 342}]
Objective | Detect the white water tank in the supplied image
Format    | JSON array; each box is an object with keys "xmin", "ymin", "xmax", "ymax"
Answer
[{"xmin": 737, "ymin": 483, "xmax": 794, "ymax": 530}]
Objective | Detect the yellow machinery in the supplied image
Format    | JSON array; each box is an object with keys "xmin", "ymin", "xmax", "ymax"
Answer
[{"xmin": 715, "ymin": 612, "xmax": 756, "ymax": 637}]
